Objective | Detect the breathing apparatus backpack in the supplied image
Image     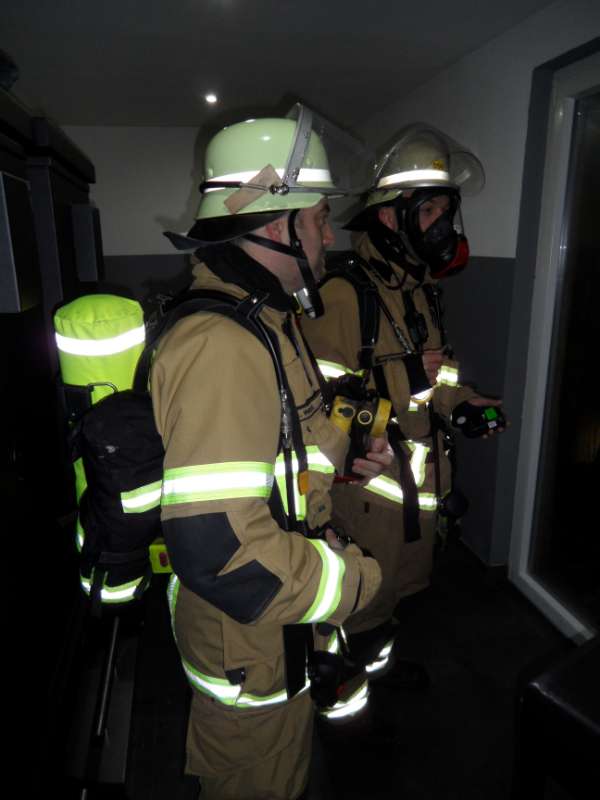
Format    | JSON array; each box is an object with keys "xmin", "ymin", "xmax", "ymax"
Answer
[{"xmin": 54, "ymin": 290, "xmax": 289, "ymax": 615}]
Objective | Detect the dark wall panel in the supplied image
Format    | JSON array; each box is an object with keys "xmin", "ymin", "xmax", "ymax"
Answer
[
  {"xmin": 442, "ymin": 255, "xmax": 516, "ymax": 564},
  {"xmin": 103, "ymin": 253, "xmax": 192, "ymax": 305}
]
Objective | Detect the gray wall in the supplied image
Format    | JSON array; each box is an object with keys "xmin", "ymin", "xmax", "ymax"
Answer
[{"xmin": 442, "ymin": 256, "xmax": 516, "ymax": 563}]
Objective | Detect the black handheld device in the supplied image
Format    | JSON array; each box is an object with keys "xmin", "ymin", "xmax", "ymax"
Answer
[{"xmin": 451, "ymin": 401, "xmax": 506, "ymax": 438}]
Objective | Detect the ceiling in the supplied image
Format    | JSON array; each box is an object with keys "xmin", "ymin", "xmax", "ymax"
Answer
[{"xmin": 4, "ymin": 0, "xmax": 555, "ymax": 134}]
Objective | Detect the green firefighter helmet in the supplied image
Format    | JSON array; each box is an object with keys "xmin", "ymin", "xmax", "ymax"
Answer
[
  {"xmin": 166, "ymin": 106, "xmax": 341, "ymax": 248},
  {"xmin": 346, "ymin": 123, "xmax": 484, "ymax": 230}
]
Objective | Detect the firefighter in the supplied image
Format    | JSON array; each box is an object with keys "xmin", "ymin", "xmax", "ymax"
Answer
[
  {"xmin": 152, "ymin": 106, "xmax": 388, "ymax": 800},
  {"xmin": 302, "ymin": 123, "xmax": 505, "ymax": 688}
]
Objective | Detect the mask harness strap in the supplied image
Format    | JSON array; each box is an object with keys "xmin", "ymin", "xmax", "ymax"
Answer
[{"xmin": 369, "ymin": 216, "xmax": 427, "ymax": 285}]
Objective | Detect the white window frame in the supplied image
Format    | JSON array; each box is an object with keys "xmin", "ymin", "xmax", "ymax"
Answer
[{"xmin": 508, "ymin": 53, "xmax": 600, "ymax": 643}]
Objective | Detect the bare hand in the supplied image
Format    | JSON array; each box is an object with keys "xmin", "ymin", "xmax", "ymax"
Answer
[
  {"xmin": 351, "ymin": 435, "xmax": 394, "ymax": 485},
  {"xmin": 422, "ymin": 349, "xmax": 444, "ymax": 386}
]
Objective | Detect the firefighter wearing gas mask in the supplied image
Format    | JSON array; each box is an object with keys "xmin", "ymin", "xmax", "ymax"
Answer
[
  {"xmin": 153, "ymin": 107, "xmax": 390, "ymax": 800},
  {"xmin": 303, "ymin": 124, "xmax": 505, "ymax": 688}
]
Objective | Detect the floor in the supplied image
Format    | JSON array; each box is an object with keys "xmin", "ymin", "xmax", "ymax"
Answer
[{"xmin": 123, "ymin": 537, "xmax": 576, "ymax": 800}]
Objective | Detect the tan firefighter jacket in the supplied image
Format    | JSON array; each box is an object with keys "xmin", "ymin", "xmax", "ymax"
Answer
[
  {"xmin": 151, "ymin": 250, "xmax": 382, "ymax": 710},
  {"xmin": 302, "ymin": 232, "xmax": 477, "ymax": 514}
]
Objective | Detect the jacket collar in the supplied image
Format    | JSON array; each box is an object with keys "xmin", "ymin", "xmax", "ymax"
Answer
[{"xmin": 200, "ymin": 243, "xmax": 298, "ymax": 313}]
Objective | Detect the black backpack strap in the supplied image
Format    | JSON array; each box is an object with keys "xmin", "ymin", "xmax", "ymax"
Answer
[
  {"xmin": 325, "ymin": 257, "xmax": 423, "ymax": 542},
  {"xmin": 133, "ymin": 289, "xmax": 269, "ymax": 392},
  {"xmin": 421, "ymin": 282, "xmax": 447, "ymax": 349},
  {"xmin": 322, "ymin": 255, "xmax": 380, "ymax": 375}
]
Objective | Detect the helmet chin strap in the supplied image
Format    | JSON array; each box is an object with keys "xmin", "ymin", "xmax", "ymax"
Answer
[{"xmin": 244, "ymin": 210, "xmax": 325, "ymax": 318}]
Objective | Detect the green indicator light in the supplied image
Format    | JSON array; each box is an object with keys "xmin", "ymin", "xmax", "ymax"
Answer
[{"xmin": 484, "ymin": 408, "xmax": 498, "ymax": 420}]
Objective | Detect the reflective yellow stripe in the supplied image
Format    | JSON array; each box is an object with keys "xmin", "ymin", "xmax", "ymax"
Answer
[
  {"xmin": 438, "ymin": 366, "xmax": 459, "ymax": 386},
  {"xmin": 316, "ymin": 359, "xmax": 364, "ymax": 380},
  {"xmin": 80, "ymin": 574, "xmax": 144, "ymax": 603},
  {"xmin": 162, "ymin": 462, "xmax": 274, "ymax": 506},
  {"xmin": 299, "ymin": 539, "xmax": 346, "ymax": 623},
  {"xmin": 305, "ymin": 446, "xmax": 335, "ymax": 474},
  {"xmin": 76, "ymin": 515, "xmax": 85, "ymax": 552},
  {"xmin": 364, "ymin": 476, "xmax": 438, "ymax": 511},
  {"xmin": 181, "ymin": 657, "xmax": 310, "ymax": 707},
  {"xmin": 168, "ymin": 576, "xmax": 306, "ymax": 708},
  {"xmin": 406, "ymin": 441, "xmax": 429, "ymax": 487},
  {"xmin": 121, "ymin": 480, "xmax": 162, "ymax": 513}
]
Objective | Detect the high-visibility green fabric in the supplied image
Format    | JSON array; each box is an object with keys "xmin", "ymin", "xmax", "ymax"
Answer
[
  {"xmin": 54, "ymin": 294, "xmax": 146, "ymax": 549},
  {"xmin": 54, "ymin": 293, "xmax": 145, "ymax": 405}
]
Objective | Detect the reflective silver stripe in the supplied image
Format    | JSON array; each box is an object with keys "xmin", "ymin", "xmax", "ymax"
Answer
[
  {"xmin": 209, "ymin": 168, "xmax": 332, "ymax": 185},
  {"xmin": 299, "ymin": 539, "xmax": 346, "ymax": 623},
  {"xmin": 316, "ymin": 359, "xmax": 364, "ymax": 380},
  {"xmin": 320, "ymin": 680, "xmax": 369, "ymax": 720},
  {"xmin": 121, "ymin": 480, "xmax": 162, "ymax": 513},
  {"xmin": 162, "ymin": 462, "xmax": 274, "ymax": 505},
  {"xmin": 80, "ymin": 574, "xmax": 143, "ymax": 603},
  {"xmin": 55, "ymin": 324, "xmax": 145, "ymax": 356},
  {"xmin": 408, "ymin": 399, "xmax": 420, "ymax": 412},
  {"xmin": 411, "ymin": 387, "xmax": 433, "ymax": 404},
  {"xmin": 378, "ymin": 168, "xmax": 450, "ymax": 188},
  {"xmin": 327, "ymin": 631, "xmax": 340, "ymax": 654},
  {"xmin": 365, "ymin": 639, "xmax": 394, "ymax": 674},
  {"xmin": 438, "ymin": 366, "xmax": 459, "ymax": 386}
]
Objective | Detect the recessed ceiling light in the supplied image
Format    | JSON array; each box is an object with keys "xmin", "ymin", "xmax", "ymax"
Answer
[{"xmin": 205, "ymin": 93, "xmax": 218, "ymax": 104}]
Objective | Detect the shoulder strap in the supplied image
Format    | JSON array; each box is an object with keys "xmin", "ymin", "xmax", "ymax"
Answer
[
  {"xmin": 133, "ymin": 289, "xmax": 270, "ymax": 392},
  {"xmin": 421, "ymin": 282, "xmax": 448, "ymax": 349},
  {"xmin": 322, "ymin": 253, "xmax": 380, "ymax": 373},
  {"xmin": 135, "ymin": 288, "xmax": 307, "ymax": 533}
]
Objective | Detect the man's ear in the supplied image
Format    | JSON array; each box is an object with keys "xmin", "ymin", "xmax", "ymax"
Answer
[
  {"xmin": 264, "ymin": 214, "xmax": 288, "ymax": 243},
  {"xmin": 378, "ymin": 205, "xmax": 398, "ymax": 232}
]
